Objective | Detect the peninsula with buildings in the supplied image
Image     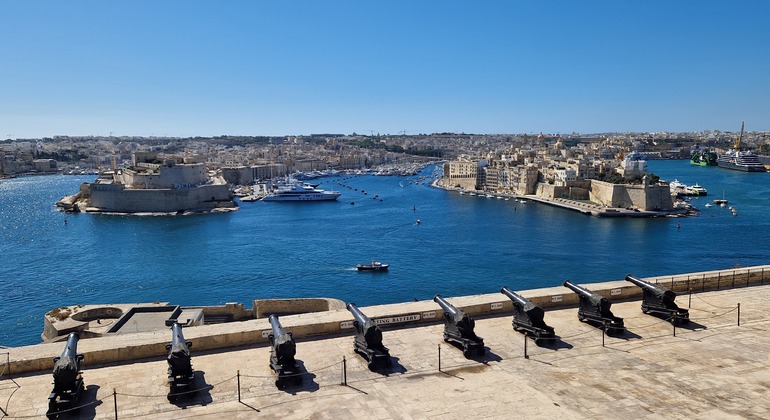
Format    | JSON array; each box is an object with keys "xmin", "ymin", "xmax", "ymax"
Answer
[{"xmin": 2, "ymin": 129, "xmax": 768, "ymax": 216}]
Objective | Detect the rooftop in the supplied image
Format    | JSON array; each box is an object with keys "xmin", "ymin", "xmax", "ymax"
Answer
[{"xmin": 2, "ymin": 282, "xmax": 767, "ymax": 419}]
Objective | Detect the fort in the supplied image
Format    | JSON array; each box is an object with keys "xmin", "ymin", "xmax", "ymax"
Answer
[
  {"xmin": 55, "ymin": 152, "xmax": 238, "ymax": 215},
  {"xmin": 2, "ymin": 266, "xmax": 769, "ymax": 418}
]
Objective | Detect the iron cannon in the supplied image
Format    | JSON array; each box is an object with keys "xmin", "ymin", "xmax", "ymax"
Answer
[
  {"xmin": 47, "ymin": 332, "xmax": 85, "ymax": 419},
  {"xmin": 625, "ymin": 274, "xmax": 690, "ymax": 324},
  {"xmin": 268, "ymin": 314, "xmax": 302, "ymax": 387},
  {"xmin": 166, "ymin": 322, "xmax": 194, "ymax": 400},
  {"xmin": 500, "ymin": 286, "xmax": 556, "ymax": 344},
  {"xmin": 346, "ymin": 302, "xmax": 392, "ymax": 369},
  {"xmin": 563, "ymin": 280, "xmax": 625, "ymax": 336},
  {"xmin": 433, "ymin": 295, "xmax": 485, "ymax": 357}
]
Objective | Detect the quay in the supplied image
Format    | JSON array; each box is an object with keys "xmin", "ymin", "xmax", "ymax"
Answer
[
  {"xmin": 2, "ymin": 266, "xmax": 769, "ymax": 418},
  {"xmin": 523, "ymin": 195, "xmax": 688, "ymax": 217},
  {"xmin": 433, "ymin": 181, "xmax": 689, "ymax": 218}
]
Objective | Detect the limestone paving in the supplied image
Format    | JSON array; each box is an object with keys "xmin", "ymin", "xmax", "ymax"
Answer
[{"xmin": 1, "ymin": 285, "xmax": 769, "ymax": 419}]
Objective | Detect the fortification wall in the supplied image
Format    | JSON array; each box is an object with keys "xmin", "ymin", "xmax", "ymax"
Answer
[
  {"xmin": 86, "ymin": 184, "xmax": 233, "ymax": 213},
  {"xmin": 6, "ymin": 265, "xmax": 769, "ymax": 375}
]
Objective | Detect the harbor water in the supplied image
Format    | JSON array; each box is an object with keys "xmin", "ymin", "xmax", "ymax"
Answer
[{"xmin": 1, "ymin": 160, "xmax": 768, "ymax": 347}]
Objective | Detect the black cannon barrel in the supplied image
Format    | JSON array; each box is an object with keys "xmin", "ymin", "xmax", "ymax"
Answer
[
  {"xmin": 269, "ymin": 314, "xmax": 287, "ymax": 336},
  {"xmin": 171, "ymin": 322, "xmax": 187, "ymax": 346},
  {"xmin": 562, "ymin": 280, "xmax": 590, "ymax": 296},
  {"xmin": 434, "ymin": 295, "xmax": 459, "ymax": 317},
  {"xmin": 346, "ymin": 302, "xmax": 370, "ymax": 325},
  {"xmin": 52, "ymin": 332, "xmax": 83, "ymax": 393},
  {"xmin": 625, "ymin": 274, "xmax": 652, "ymax": 289},
  {"xmin": 60, "ymin": 332, "xmax": 80, "ymax": 358},
  {"xmin": 501, "ymin": 286, "xmax": 529, "ymax": 307}
]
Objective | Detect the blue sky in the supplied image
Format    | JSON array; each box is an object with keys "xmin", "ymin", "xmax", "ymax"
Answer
[{"xmin": 2, "ymin": 1, "xmax": 769, "ymax": 138}]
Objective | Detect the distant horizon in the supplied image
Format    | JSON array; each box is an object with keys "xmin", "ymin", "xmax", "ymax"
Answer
[
  {"xmin": 2, "ymin": 1, "xmax": 769, "ymax": 139},
  {"xmin": 3, "ymin": 127, "xmax": 760, "ymax": 141}
]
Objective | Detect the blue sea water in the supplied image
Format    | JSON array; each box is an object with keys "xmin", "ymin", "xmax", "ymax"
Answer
[{"xmin": 1, "ymin": 160, "xmax": 768, "ymax": 347}]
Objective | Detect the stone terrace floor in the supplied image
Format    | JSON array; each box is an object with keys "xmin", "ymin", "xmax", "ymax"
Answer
[{"xmin": 2, "ymin": 284, "xmax": 769, "ymax": 419}]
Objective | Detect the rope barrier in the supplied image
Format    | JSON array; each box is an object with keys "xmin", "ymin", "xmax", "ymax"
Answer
[
  {"xmin": 239, "ymin": 360, "xmax": 343, "ymax": 379},
  {"xmin": 5, "ymin": 397, "xmax": 103, "ymax": 419},
  {"xmin": 692, "ymin": 293, "xmax": 740, "ymax": 309},
  {"xmin": 115, "ymin": 374, "xmax": 236, "ymax": 398},
  {"xmin": 557, "ymin": 327, "xmax": 600, "ymax": 340}
]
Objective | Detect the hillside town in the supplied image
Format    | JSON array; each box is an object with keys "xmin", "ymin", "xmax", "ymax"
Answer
[{"xmin": 3, "ymin": 130, "xmax": 769, "ymax": 215}]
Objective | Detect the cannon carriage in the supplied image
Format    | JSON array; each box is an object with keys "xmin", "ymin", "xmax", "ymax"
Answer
[
  {"xmin": 267, "ymin": 314, "xmax": 302, "ymax": 388},
  {"xmin": 166, "ymin": 322, "xmax": 195, "ymax": 401},
  {"xmin": 500, "ymin": 286, "xmax": 556, "ymax": 344},
  {"xmin": 625, "ymin": 274, "xmax": 690, "ymax": 324},
  {"xmin": 47, "ymin": 333, "xmax": 85, "ymax": 419},
  {"xmin": 563, "ymin": 280, "xmax": 625, "ymax": 336},
  {"xmin": 433, "ymin": 295, "xmax": 485, "ymax": 358},
  {"xmin": 346, "ymin": 303, "xmax": 392, "ymax": 369}
]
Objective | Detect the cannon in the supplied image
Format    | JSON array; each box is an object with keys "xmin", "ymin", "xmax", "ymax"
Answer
[
  {"xmin": 346, "ymin": 303, "xmax": 392, "ymax": 369},
  {"xmin": 166, "ymin": 323, "xmax": 194, "ymax": 401},
  {"xmin": 625, "ymin": 274, "xmax": 690, "ymax": 324},
  {"xmin": 268, "ymin": 314, "xmax": 302, "ymax": 387},
  {"xmin": 47, "ymin": 332, "xmax": 85, "ymax": 419},
  {"xmin": 500, "ymin": 286, "xmax": 556, "ymax": 344},
  {"xmin": 563, "ymin": 280, "xmax": 625, "ymax": 336},
  {"xmin": 433, "ymin": 295, "xmax": 485, "ymax": 357}
]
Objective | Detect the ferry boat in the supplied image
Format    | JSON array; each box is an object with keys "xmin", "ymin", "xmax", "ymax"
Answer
[
  {"xmin": 356, "ymin": 261, "xmax": 389, "ymax": 271},
  {"xmin": 261, "ymin": 183, "xmax": 341, "ymax": 202},
  {"xmin": 669, "ymin": 179, "xmax": 687, "ymax": 193},
  {"xmin": 687, "ymin": 184, "xmax": 707, "ymax": 196},
  {"xmin": 717, "ymin": 122, "xmax": 766, "ymax": 172}
]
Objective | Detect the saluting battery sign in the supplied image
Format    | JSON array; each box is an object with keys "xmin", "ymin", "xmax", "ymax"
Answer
[{"xmin": 340, "ymin": 314, "xmax": 421, "ymax": 329}]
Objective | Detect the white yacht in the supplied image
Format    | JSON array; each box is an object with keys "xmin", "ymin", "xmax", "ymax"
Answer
[{"xmin": 262, "ymin": 183, "xmax": 341, "ymax": 202}]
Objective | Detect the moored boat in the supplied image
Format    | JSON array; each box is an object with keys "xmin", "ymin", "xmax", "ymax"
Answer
[
  {"xmin": 262, "ymin": 182, "xmax": 341, "ymax": 202},
  {"xmin": 717, "ymin": 122, "xmax": 766, "ymax": 172},
  {"xmin": 690, "ymin": 149, "xmax": 718, "ymax": 166}
]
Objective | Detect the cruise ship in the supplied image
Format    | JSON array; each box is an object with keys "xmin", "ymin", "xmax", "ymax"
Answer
[
  {"xmin": 261, "ymin": 182, "xmax": 341, "ymax": 202},
  {"xmin": 717, "ymin": 122, "xmax": 766, "ymax": 172}
]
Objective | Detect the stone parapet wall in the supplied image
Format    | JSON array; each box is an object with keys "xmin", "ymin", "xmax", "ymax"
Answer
[
  {"xmin": 5, "ymin": 265, "xmax": 769, "ymax": 375},
  {"xmin": 253, "ymin": 298, "xmax": 346, "ymax": 319}
]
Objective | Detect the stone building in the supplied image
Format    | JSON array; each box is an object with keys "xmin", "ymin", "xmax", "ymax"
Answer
[{"xmin": 443, "ymin": 159, "xmax": 479, "ymax": 190}]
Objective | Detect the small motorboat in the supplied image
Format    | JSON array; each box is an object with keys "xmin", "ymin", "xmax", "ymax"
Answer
[{"xmin": 357, "ymin": 261, "xmax": 389, "ymax": 272}]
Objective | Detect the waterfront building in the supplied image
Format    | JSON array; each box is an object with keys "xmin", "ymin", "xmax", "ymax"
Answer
[{"xmin": 442, "ymin": 159, "xmax": 479, "ymax": 190}]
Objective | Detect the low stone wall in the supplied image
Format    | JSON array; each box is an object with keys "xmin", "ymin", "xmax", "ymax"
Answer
[
  {"xmin": 5, "ymin": 265, "xmax": 769, "ymax": 375},
  {"xmin": 197, "ymin": 302, "xmax": 253, "ymax": 321},
  {"xmin": 253, "ymin": 298, "xmax": 346, "ymax": 318}
]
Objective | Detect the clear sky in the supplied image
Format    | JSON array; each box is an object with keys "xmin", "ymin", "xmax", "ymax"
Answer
[{"xmin": 2, "ymin": 1, "xmax": 769, "ymax": 138}]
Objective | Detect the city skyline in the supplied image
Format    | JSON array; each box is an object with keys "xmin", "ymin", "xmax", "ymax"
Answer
[{"xmin": 2, "ymin": 0, "xmax": 769, "ymax": 139}]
